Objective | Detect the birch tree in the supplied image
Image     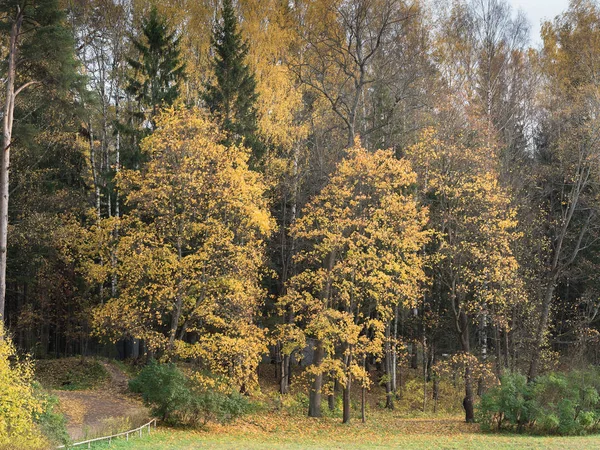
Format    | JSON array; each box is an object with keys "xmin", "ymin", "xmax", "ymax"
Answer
[{"xmin": 528, "ymin": 1, "xmax": 600, "ymax": 380}]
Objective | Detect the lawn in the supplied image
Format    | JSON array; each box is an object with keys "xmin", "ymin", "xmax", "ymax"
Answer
[{"xmin": 91, "ymin": 412, "xmax": 600, "ymax": 449}]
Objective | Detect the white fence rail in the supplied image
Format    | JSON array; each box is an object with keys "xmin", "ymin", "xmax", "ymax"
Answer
[{"xmin": 56, "ymin": 418, "xmax": 157, "ymax": 449}]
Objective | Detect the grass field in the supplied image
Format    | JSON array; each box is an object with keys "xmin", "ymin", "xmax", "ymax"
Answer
[{"xmin": 91, "ymin": 412, "xmax": 600, "ymax": 449}]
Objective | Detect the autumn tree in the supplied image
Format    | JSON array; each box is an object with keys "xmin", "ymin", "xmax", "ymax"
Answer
[
  {"xmin": 433, "ymin": 0, "xmax": 532, "ymax": 176},
  {"xmin": 280, "ymin": 139, "xmax": 429, "ymax": 421},
  {"xmin": 0, "ymin": 325, "xmax": 48, "ymax": 448},
  {"xmin": 406, "ymin": 126, "xmax": 521, "ymax": 422},
  {"xmin": 527, "ymin": 1, "xmax": 600, "ymax": 380},
  {"xmin": 291, "ymin": 0, "xmax": 419, "ymax": 148},
  {"xmin": 69, "ymin": 0, "xmax": 132, "ymax": 221},
  {"xmin": 90, "ymin": 108, "xmax": 273, "ymax": 390}
]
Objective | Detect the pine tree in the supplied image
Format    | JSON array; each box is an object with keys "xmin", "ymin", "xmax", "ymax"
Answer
[
  {"xmin": 203, "ymin": 0, "xmax": 263, "ymax": 163},
  {"xmin": 123, "ymin": 6, "xmax": 185, "ymax": 169},
  {"xmin": 0, "ymin": 0, "xmax": 81, "ymax": 320}
]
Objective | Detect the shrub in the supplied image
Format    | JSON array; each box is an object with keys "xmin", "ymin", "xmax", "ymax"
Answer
[
  {"xmin": 0, "ymin": 328, "xmax": 47, "ymax": 449},
  {"xmin": 34, "ymin": 391, "xmax": 69, "ymax": 446},
  {"xmin": 531, "ymin": 370, "xmax": 600, "ymax": 435},
  {"xmin": 192, "ymin": 390, "xmax": 253, "ymax": 424},
  {"xmin": 129, "ymin": 361, "xmax": 190, "ymax": 422},
  {"xmin": 478, "ymin": 368, "xmax": 600, "ymax": 435},
  {"xmin": 129, "ymin": 361, "xmax": 252, "ymax": 426},
  {"xmin": 477, "ymin": 372, "xmax": 532, "ymax": 432}
]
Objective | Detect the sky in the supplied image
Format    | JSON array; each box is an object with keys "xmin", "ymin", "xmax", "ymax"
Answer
[{"xmin": 508, "ymin": 0, "xmax": 570, "ymax": 46}]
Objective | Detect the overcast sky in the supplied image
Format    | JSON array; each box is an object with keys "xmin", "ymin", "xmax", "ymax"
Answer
[{"xmin": 508, "ymin": 0, "xmax": 570, "ymax": 46}]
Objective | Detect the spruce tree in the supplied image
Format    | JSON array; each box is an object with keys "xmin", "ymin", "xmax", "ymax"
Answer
[
  {"xmin": 203, "ymin": 0, "xmax": 263, "ymax": 163},
  {"xmin": 123, "ymin": 6, "xmax": 185, "ymax": 169}
]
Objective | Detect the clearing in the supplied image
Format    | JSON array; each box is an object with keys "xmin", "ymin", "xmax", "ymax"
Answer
[
  {"xmin": 40, "ymin": 360, "xmax": 600, "ymax": 449},
  {"xmin": 89, "ymin": 412, "xmax": 600, "ymax": 449}
]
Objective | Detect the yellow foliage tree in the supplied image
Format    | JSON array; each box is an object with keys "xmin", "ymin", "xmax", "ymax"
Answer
[
  {"xmin": 91, "ymin": 107, "xmax": 273, "ymax": 391},
  {"xmin": 141, "ymin": 0, "xmax": 307, "ymax": 154},
  {"xmin": 0, "ymin": 326, "xmax": 46, "ymax": 449},
  {"xmin": 406, "ymin": 126, "xmax": 521, "ymax": 423},
  {"xmin": 279, "ymin": 139, "xmax": 429, "ymax": 422}
]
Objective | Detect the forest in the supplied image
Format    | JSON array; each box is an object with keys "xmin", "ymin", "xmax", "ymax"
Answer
[{"xmin": 2, "ymin": 0, "xmax": 600, "ymax": 448}]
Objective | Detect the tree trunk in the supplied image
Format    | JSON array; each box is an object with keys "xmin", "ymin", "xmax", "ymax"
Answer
[
  {"xmin": 494, "ymin": 325, "xmax": 502, "ymax": 378},
  {"xmin": 308, "ymin": 339, "xmax": 324, "ymax": 417},
  {"xmin": 392, "ymin": 303, "xmax": 399, "ymax": 393},
  {"xmin": 433, "ymin": 364, "xmax": 439, "ymax": 414},
  {"xmin": 528, "ymin": 280, "xmax": 556, "ymax": 381},
  {"xmin": 411, "ymin": 307, "xmax": 419, "ymax": 369},
  {"xmin": 328, "ymin": 374, "xmax": 336, "ymax": 411},
  {"xmin": 384, "ymin": 323, "xmax": 394, "ymax": 409},
  {"xmin": 464, "ymin": 365, "xmax": 475, "ymax": 423},
  {"xmin": 361, "ymin": 355, "xmax": 366, "ymax": 423},
  {"xmin": 280, "ymin": 351, "xmax": 290, "ymax": 395},
  {"xmin": 422, "ymin": 336, "xmax": 428, "ymax": 412},
  {"xmin": 458, "ymin": 310, "xmax": 474, "ymax": 423},
  {"xmin": 504, "ymin": 328, "xmax": 510, "ymax": 370},
  {"xmin": 477, "ymin": 303, "xmax": 488, "ymax": 396},
  {"xmin": 361, "ymin": 385, "xmax": 366, "ymax": 423},
  {"xmin": 342, "ymin": 370, "xmax": 351, "ymax": 424},
  {"xmin": 168, "ymin": 239, "xmax": 184, "ymax": 352},
  {"xmin": 111, "ymin": 97, "xmax": 121, "ymax": 297},
  {"xmin": 0, "ymin": 11, "xmax": 23, "ymax": 321}
]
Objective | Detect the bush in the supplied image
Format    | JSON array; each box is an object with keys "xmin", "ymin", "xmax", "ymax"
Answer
[
  {"xmin": 477, "ymin": 372, "xmax": 532, "ymax": 432},
  {"xmin": 129, "ymin": 361, "xmax": 252, "ymax": 426},
  {"xmin": 129, "ymin": 361, "xmax": 190, "ymax": 422},
  {"xmin": 0, "ymin": 328, "xmax": 48, "ymax": 449},
  {"xmin": 478, "ymin": 369, "xmax": 600, "ymax": 435},
  {"xmin": 531, "ymin": 370, "xmax": 600, "ymax": 435},
  {"xmin": 34, "ymin": 391, "xmax": 69, "ymax": 446}
]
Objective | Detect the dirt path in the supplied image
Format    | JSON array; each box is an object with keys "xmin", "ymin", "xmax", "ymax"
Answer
[
  {"xmin": 100, "ymin": 361, "xmax": 130, "ymax": 393},
  {"xmin": 54, "ymin": 361, "xmax": 149, "ymax": 442}
]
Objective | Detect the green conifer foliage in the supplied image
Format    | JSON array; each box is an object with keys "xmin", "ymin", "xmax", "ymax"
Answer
[
  {"xmin": 123, "ymin": 6, "xmax": 185, "ymax": 169},
  {"xmin": 203, "ymin": 0, "xmax": 263, "ymax": 164}
]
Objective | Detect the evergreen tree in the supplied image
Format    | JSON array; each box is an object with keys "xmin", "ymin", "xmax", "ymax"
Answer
[
  {"xmin": 203, "ymin": 0, "xmax": 263, "ymax": 163},
  {"xmin": 0, "ymin": 0, "xmax": 82, "ymax": 320},
  {"xmin": 123, "ymin": 6, "xmax": 185, "ymax": 169}
]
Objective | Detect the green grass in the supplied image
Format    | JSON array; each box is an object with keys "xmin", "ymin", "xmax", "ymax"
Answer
[
  {"xmin": 35, "ymin": 357, "xmax": 109, "ymax": 390},
  {"xmin": 86, "ymin": 412, "xmax": 600, "ymax": 449}
]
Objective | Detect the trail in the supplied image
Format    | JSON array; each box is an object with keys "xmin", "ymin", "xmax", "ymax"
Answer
[{"xmin": 54, "ymin": 361, "xmax": 149, "ymax": 441}]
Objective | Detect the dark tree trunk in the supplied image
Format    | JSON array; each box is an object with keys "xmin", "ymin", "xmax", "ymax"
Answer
[
  {"xmin": 529, "ymin": 281, "xmax": 556, "ymax": 381},
  {"xmin": 384, "ymin": 324, "xmax": 394, "ymax": 409},
  {"xmin": 328, "ymin": 375, "xmax": 337, "ymax": 411},
  {"xmin": 342, "ymin": 376, "xmax": 351, "ymax": 423},
  {"xmin": 464, "ymin": 365, "xmax": 475, "ymax": 423},
  {"xmin": 504, "ymin": 329, "xmax": 510, "ymax": 370},
  {"xmin": 308, "ymin": 340, "xmax": 324, "ymax": 417},
  {"xmin": 361, "ymin": 385, "xmax": 366, "ymax": 423},
  {"xmin": 280, "ymin": 352, "xmax": 291, "ymax": 395},
  {"xmin": 361, "ymin": 355, "xmax": 367, "ymax": 422},
  {"xmin": 458, "ymin": 310, "xmax": 474, "ymax": 423},
  {"xmin": 494, "ymin": 325, "xmax": 502, "ymax": 378}
]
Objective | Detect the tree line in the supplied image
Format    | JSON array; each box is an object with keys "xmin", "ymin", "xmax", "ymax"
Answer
[{"xmin": 2, "ymin": 0, "xmax": 600, "ymax": 424}]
